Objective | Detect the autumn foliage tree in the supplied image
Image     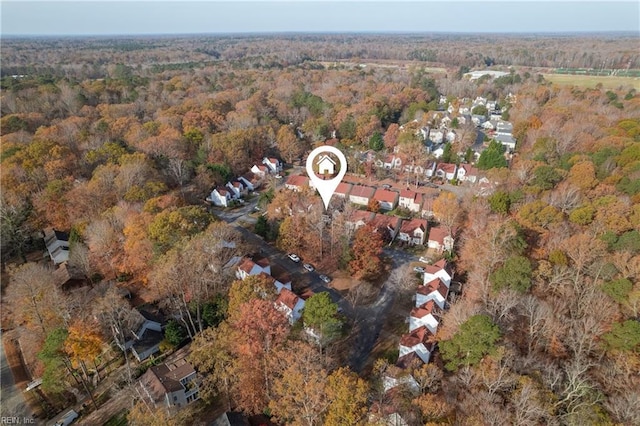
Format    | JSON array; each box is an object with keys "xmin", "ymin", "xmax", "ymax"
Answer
[{"xmin": 349, "ymin": 224, "xmax": 384, "ymax": 281}]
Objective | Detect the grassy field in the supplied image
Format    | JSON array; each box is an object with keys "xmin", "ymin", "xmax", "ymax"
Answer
[{"xmin": 543, "ymin": 73, "xmax": 640, "ymax": 90}]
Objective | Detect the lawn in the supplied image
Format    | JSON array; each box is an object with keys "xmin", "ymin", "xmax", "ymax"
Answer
[{"xmin": 543, "ymin": 73, "xmax": 640, "ymax": 90}]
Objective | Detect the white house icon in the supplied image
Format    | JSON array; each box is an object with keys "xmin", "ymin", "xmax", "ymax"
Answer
[{"xmin": 316, "ymin": 154, "xmax": 337, "ymax": 175}]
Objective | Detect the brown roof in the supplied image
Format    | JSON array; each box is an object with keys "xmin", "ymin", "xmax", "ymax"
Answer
[
  {"xmin": 237, "ymin": 257, "xmax": 257, "ymax": 274},
  {"xmin": 399, "ymin": 325, "xmax": 434, "ymax": 348},
  {"xmin": 252, "ymin": 254, "xmax": 270, "ymax": 268},
  {"xmin": 349, "ymin": 210, "xmax": 374, "ymax": 223},
  {"xmin": 139, "ymin": 359, "xmax": 195, "ymax": 397},
  {"xmin": 410, "ymin": 300, "xmax": 436, "ymax": 318},
  {"xmin": 396, "ymin": 352, "xmax": 422, "ymax": 370},
  {"xmin": 285, "ymin": 174, "xmax": 309, "ymax": 188},
  {"xmin": 335, "ymin": 182, "xmax": 353, "ymax": 196},
  {"xmin": 400, "ymin": 218, "xmax": 427, "ymax": 235},
  {"xmin": 215, "ymin": 186, "xmax": 229, "ymax": 196},
  {"xmin": 270, "ymin": 264, "xmax": 291, "ymax": 284},
  {"xmin": 256, "ymin": 165, "xmax": 269, "ymax": 172},
  {"xmin": 417, "ymin": 278, "xmax": 448, "ymax": 298},
  {"xmin": 458, "ymin": 164, "xmax": 478, "ymax": 176},
  {"xmin": 433, "ymin": 259, "xmax": 447, "ymax": 269},
  {"xmin": 371, "ymin": 214, "xmax": 400, "ymax": 231},
  {"xmin": 349, "ymin": 185, "xmax": 375, "ymax": 199},
  {"xmin": 428, "ymin": 226, "xmax": 449, "ymax": 245},
  {"xmin": 436, "ymin": 163, "xmax": 457, "ymax": 173},
  {"xmin": 399, "ymin": 189, "xmax": 417, "ymax": 200},
  {"xmin": 373, "ymin": 188, "xmax": 399, "ymax": 204},
  {"xmin": 242, "ymin": 172, "xmax": 260, "ymax": 184},
  {"xmin": 276, "ymin": 288, "xmax": 299, "ymax": 310},
  {"xmin": 238, "ymin": 255, "xmax": 269, "ymax": 273}
]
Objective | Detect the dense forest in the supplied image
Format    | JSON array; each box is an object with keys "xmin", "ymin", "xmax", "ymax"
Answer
[{"xmin": 1, "ymin": 34, "xmax": 639, "ymax": 425}]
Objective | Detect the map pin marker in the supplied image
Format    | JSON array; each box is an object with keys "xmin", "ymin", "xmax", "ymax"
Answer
[{"xmin": 306, "ymin": 145, "xmax": 347, "ymax": 210}]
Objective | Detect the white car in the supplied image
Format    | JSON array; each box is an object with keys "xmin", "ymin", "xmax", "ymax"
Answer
[
  {"xmin": 55, "ymin": 410, "xmax": 79, "ymax": 426},
  {"xmin": 418, "ymin": 256, "xmax": 429, "ymax": 263},
  {"xmin": 319, "ymin": 274, "xmax": 331, "ymax": 283},
  {"xmin": 287, "ymin": 253, "xmax": 301, "ymax": 262},
  {"xmin": 303, "ymin": 263, "xmax": 315, "ymax": 272}
]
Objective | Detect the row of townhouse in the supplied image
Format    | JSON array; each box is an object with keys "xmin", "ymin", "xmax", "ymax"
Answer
[
  {"xmin": 345, "ymin": 211, "xmax": 454, "ymax": 251},
  {"xmin": 285, "ymin": 171, "xmax": 475, "ymax": 214},
  {"xmin": 235, "ymin": 253, "xmax": 306, "ymax": 324},
  {"xmin": 386, "ymin": 260, "xmax": 453, "ymax": 391},
  {"xmin": 207, "ymin": 157, "xmax": 282, "ymax": 207}
]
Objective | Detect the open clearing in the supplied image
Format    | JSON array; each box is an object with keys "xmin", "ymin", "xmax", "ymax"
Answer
[{"xmin": 543, "ymin": 73, "xmax": 640, "ymax": 90}]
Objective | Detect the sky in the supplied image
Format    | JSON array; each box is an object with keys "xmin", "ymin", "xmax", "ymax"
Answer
[{"xmin": 1, "ymin": 1, "xmax": 639, "ymax": 36}]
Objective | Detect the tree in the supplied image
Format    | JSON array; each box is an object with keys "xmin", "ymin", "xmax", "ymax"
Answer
[
  {"xmin": 164, "ymin": 319, "xmax": 186, "ymax": 346},
  {"xmin": 269, "ymin": 340, "xmax": 328, "ymax": 426},
  {"xmin": 432, "ymin": 191, "xmax": 460, "ymax": 235},
  {"xmin": 490, "ymin": 255, "xmax": 533, "ymax": 293},
  {"xmin": 441, "ymin": 142, "xmax": 454, "ymax": 163},
  {"xmin": 602, "ymin": 320, "xmax": 640, "ymax": 352},
  {"xmin": 477, "ymin": 140, "xmax": 507, "ymax": 170},
  {"xmin": 488, "ymin": 191, "xmax": 511, "ymax": 215},
  {"xmin": 439, "ymin": 314, "xmax": 501, "ymax": 371},
  {"xmin": 64, "ymin": 321, "xmax": 104, "ymax": 383},
  {"xmin": 147, "ymin": 205, "xmax": 211, "ymax": 253},
  {"xmin": 472, "ymin": 104, "xmax": 488, "ymax": 116},
  {"xmin": 277, "ymin": 125, "xmax": 304, "ymax": 164},
  {"xmin": 533, "ymin": 165, "xmax": 563, "ymax": 190},
  {"xmin": 7, "ymin": 262, "xmax": 64, "ymax": 334},
  {"xmin": 231, "ymin": 299, "xmax": 289, "ymax": 413},
  {"xmin": 188, "ymin": 322, "xmax": 236, "ymax": 406},
  {"xmin": 349, "ymin": 224, "xmax": 384, "ymax": 281},
  {"xmin": 601, "ymin": 278, "xmax": 633, "ymax": 304},
  {"xmin": 303, "ymin": 292, "xmax": 342, "ymax": 344},
  {"xmin": 369, "ymin": 131, "xmax": 384, "ymax": 151},
  {"xmin": 325, "ymin": 367, "xmax": 369, "ymax": 426}
]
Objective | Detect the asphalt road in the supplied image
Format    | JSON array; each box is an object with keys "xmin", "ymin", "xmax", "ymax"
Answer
[{"xmin": 0, "ymin": 332, "xmax": 33, "ymax": 422}]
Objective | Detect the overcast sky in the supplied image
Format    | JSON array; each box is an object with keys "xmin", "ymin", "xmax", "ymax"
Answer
[{"xmin": 2, "ymin": 1, "xmax": 639, "ymax": 36}]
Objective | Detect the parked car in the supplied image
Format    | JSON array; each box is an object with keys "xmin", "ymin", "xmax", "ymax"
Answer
[
  {"xmin": 287, "ymin": 253, "xmax": 301, "ymax": 262},
  {"xmin": 55, "ymin": 410, "xmax": 79, "ymax": 426},
  {"xmin": 319, "ymin": 274, "xmax": 331, "ymax": 283},
  {"xmin": 413, "ymin": 266, "xmax": 426, "ymax": 273},
  {"xmin": 303, "ymin": 263, "xmax": 315, "ymax": 272},
  {"xmin": 382, "ymin": 184, "xmax": 392, "ymax": 189},
  {"xmin": 418, "ymin": 256, "xmax": 429, "ymax": 263}
]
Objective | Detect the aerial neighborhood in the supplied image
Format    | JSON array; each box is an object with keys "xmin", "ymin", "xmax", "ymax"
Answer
[{"xmin": 2, "ymin": 25, "xmax": 639, "ymax": 426}]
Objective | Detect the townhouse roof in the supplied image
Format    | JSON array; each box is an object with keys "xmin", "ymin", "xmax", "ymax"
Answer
[
  {"xmin": 215, "ymin": 186, "xmax": 229, "ymax": 196},
  {"xmin": 349, "ymin": 210, "xmax": 374, "ymax": 224},
  {"xmin": 395, "ymin": 351, "xmax": 422, "ymax": 370},
  {"xmin": 400, "ymin": 218, "xmax": 427, "ymax": 235},
  {"xmin": 371, "ymin": 213, "xmax": 400, "ymax": 231},
  {"xmin": 436, "ymin": 163, "xmax": 457, "ymax": 174},
  {"xmin": 458, "ymin": 164, "xmax": 479, "ymax": 176},
  {"xmin": 417, "ymin": 278, "xmax": 449, "ymax": 298},
  {"xmin": 428, "ymin": 226, "xmax": 450, "ymax": 245},
  {"xmin": 373, "ymin": 188, "xmax": 399, "ymax": 204},
  {"xmin": 399, "ymin": 189, "xmax": 417, "ymax": 200},
  {"xmin": 410, "ymin": 300, "xmax": 436, "ymax": 318},
  {"xmin": 349, "ymin": 185, "xmax": 375, "ymax": 198},
  {"xmin": 276, "ymin": 288, "xmax": 300, "ymax": 310},
  {"xmin": 285, "ymin": 174, "xmax": 309, "ymax": 187},
  {"xmin": 399, "ymin": 325, "xmax": 434, "ymax": 348},
  {"xmin": 334, "ymin": 182, "xmax": 353, "ymax": 196}
]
